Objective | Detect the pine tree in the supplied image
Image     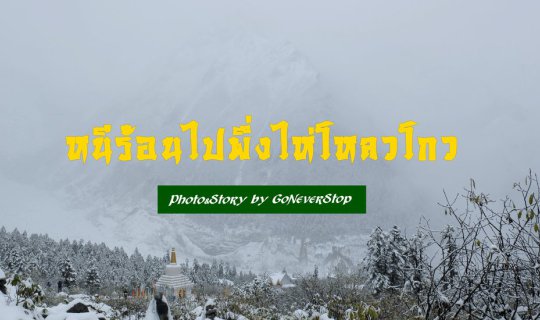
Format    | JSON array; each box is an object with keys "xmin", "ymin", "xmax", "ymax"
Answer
[
  {"xmin": 59, "ymin": 258, "xmax": 77, "ymax": 289},
  {"xmin": 386, "ymin": 225, "xmax": 408, "ymax": 289},
  {"xmin": 6, "ymin": 248, "xmax": 26, "ymax": 275},
  {"xmin": 211, "ymin": 259, "xmax": 218, "ymax": 276},
  {"xmin": 191, "ymin": 258, "xmax": 200, "ymax": 283},
  {"xmin": 85, "ymin": 266, "xmax": 101, "ymax": 294},
  {"xmin": 218, "ymin": 261, "xmax": 224, "ymax": 278},
  {"xmin": 404, "ymin": 229, "xmax": 426, "ymax": 293},
  {"xmin": 365, "ymin": 227, "xmax": 389, "ymax": 293},
  {"xmin": 365, "ymin": 226, "xmax": 411, "ymax": 293}
]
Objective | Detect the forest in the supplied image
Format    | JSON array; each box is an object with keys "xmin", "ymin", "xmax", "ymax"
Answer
[{"xmin": 2, "ymin": 172, "xmax": 540, "ymax": 319}]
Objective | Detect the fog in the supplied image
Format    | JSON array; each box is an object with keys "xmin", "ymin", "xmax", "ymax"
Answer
[{"xmin": 1, "ymin": 0, "xmax": 540, "ymax": 255}]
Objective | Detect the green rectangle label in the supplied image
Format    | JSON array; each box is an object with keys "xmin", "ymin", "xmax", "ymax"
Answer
[{"xmin": 157, "ymin": 185, "xmax": 366, "ymax": 214}]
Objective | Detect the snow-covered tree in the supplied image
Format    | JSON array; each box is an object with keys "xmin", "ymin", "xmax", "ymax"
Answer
[
  {"xmin": 0, "ymin": 227, "xmax": 250, "ymax": 295},
  {"xmin": 217, "ymin": 261, "xmax": 224, "ymax": 279},
  {"xmin": 365, "ymin": 227, "xmax": 389, "ymax": 293},
  {"xmin": 403, "ymin": 229, "xmax": 427, "ymax": 294},
  {"xmin": 59, "ymin": 258, "xmax": 77, "ymax": 289},
  {"xmin": 440, "ymin": 225, "xmax": 457, "ymax": 290},
  {"xmin": 365, "ymin": 226, "xmax": 411, "ymax": 294},
  {"xmin": 386, "ymin": 226, "xmax": 408, "ymax": 288},
  {"xmin": 5, "ymin": 248, "xmax": 26, "ymax": 275},
  {"xmin": 85, "ymin": 265, "xmax": 101, "ymax": 294},
  {"xmin": 234, "ymin": 276, "xmax": 276, "ymax": 307},
  {"xmin": 406, "ymin": 173, "xmax": 540, "ymax": 319}
]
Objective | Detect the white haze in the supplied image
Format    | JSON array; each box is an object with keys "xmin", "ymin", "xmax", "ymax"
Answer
[{"xmin": 1, "ymin": 0, "xmax": 539, "ymax": 271}]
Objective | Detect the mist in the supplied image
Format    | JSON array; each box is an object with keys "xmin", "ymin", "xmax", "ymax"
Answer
[{"xmin": 1, "ymin": 0, "xmax": 539, "ymax": 269}]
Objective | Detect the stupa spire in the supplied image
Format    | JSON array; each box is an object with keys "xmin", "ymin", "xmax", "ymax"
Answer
[{"xmin": 170, "ymin": 248, "xmax": 177, "ymax": 264}]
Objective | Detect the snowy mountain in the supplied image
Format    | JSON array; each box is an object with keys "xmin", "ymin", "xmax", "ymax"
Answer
[{"xmin": 0, "ymin": 30, "xmax": 416, "ymax": 273}]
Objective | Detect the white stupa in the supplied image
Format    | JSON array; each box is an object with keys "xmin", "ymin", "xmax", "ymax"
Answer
[{"xmin": 155, "ymin": 248, "xmax": 194, "ymax": 299}]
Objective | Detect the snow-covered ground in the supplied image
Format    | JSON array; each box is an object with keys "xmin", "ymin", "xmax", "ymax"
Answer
[
  {"xmin": 40, "ymin": 297, "xmax": 114, "ymax": 320},
  {"xmin": 0, "ymin": 284, "xmax": 112, "ymax": 320}
]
